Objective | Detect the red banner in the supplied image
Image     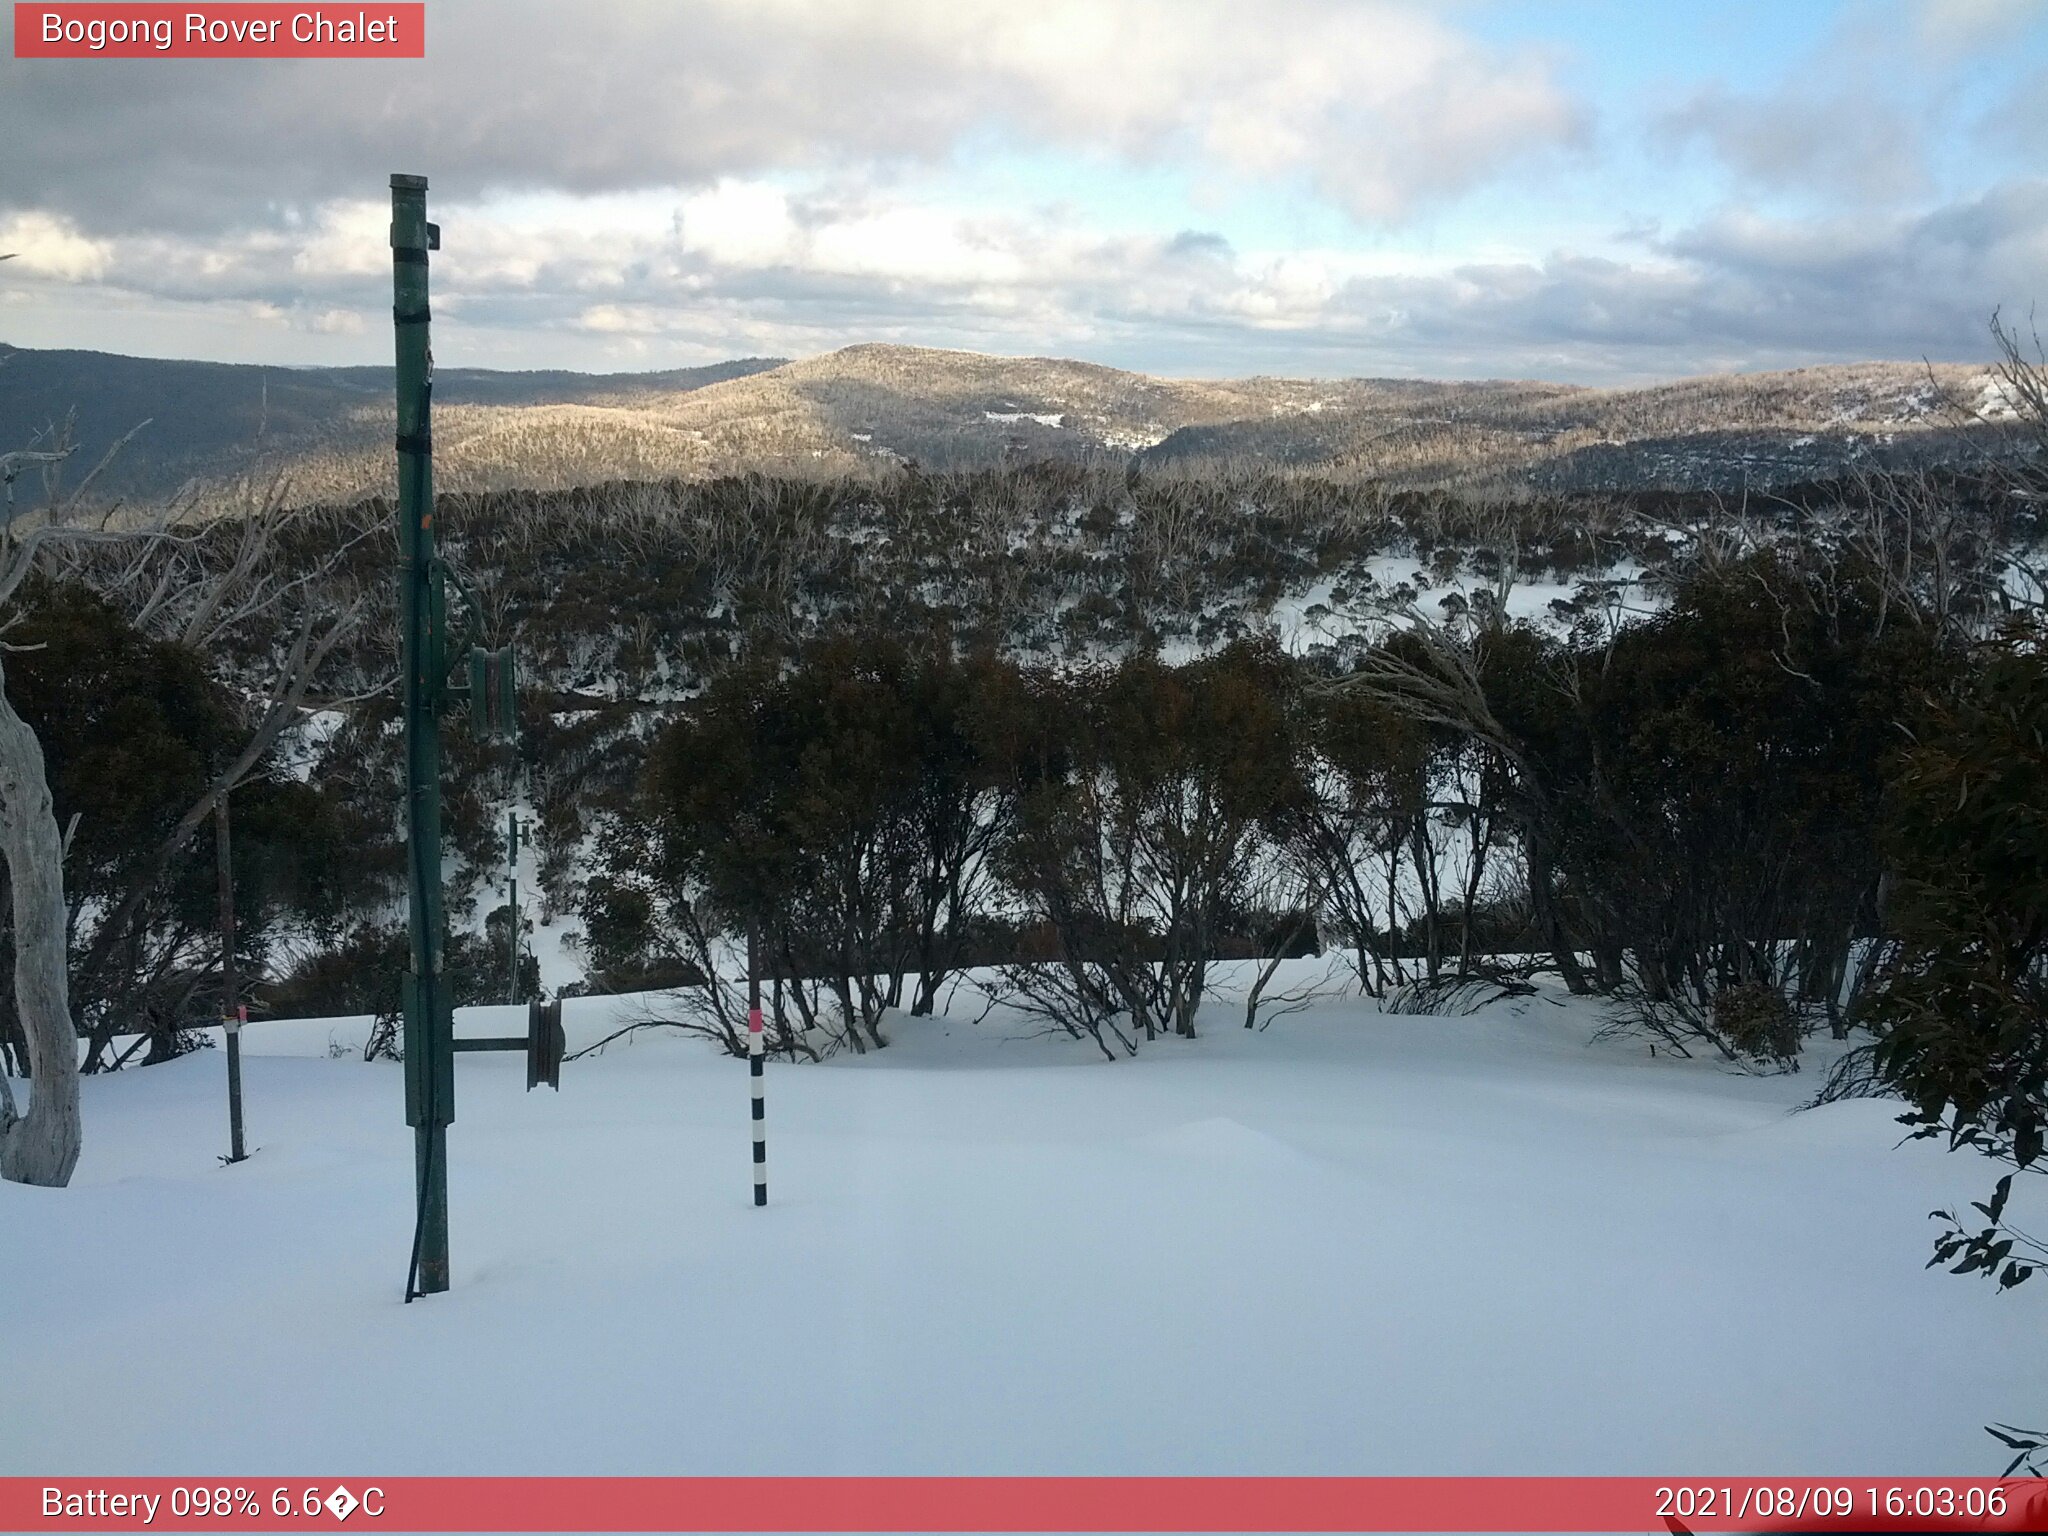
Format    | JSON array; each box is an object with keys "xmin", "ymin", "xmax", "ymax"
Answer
[
  {"xmin": 13, "ymin": 4, "xmax": 424, "ymax": 58},
  {"xmin": 4, "ymin": 1477, "xmax": 2047, "ymax": 1532}
]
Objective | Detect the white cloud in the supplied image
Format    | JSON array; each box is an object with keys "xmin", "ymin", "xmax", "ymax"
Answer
[
  {"xmin": 0, "ymin": 0, "xmax": 1584, "ymax": 234},
  {"xmin": 1661, "ymin": 82, "xmax": 1929, "ymax": 203},
  {"xmin": 1911, "ymin": 0, "xmax": 2042, "ymax": 57},
  {"xmin": 289, "ymin": 202, "xmax": 389, "ymax": 278},
  {"xmin": 675, "ymin": 181, "xmax": 801, "ymax": 268},
  {"xmin": 1656, "ymin": 0, "xmax": 2048, "ymax": 206},
  {"xmin": 577, "ymin": 304, "xmax": 657, "ymax": 335},
  {"xmin": 8, "ymin": 174, "xmax": 2041, "ymax": 381},
  {"xmin": 0, "ymin": 212, "xmax": 112, "ymax": 281},
  {"xmin": 2, "ymin": 0, "xmax": 2038, "ymax": 385}
]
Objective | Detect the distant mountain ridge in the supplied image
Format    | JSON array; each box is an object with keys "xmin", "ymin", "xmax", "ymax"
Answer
[
  {"xmin": 0, "ymin": 340, "xmax": 2008, "ymax": 506},
  {"xmin": 0, "ymin": 346, "xmax": 787, "ymax": 504}
]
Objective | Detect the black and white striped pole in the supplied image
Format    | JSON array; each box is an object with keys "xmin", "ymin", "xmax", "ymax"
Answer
[{"xmin": 748, "ymin": 924, "xmax": 767, "ymax": 1206}]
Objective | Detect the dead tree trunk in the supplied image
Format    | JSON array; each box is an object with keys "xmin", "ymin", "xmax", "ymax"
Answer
[{"xmin": 0, "ymin": 662, "xmax": 81, "ymax": 1187}]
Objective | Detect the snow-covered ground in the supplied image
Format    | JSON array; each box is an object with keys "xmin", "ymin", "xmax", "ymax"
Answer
[{"xmin": 2, "ymin": 968, "xmax": 2037, "ymax": 1475}]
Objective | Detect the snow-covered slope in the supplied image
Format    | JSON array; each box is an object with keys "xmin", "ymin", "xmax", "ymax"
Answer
[{"xmin": 2, "ymin": 969, "xmax": 2035, "ymax": 1475}]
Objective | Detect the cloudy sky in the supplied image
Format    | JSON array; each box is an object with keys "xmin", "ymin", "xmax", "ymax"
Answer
[{"xmin": 3, "ymin": 0, "xmax": 2045, "ymax": 382}]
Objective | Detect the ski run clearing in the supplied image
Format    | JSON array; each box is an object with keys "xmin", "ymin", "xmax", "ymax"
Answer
[{"xmin": 2, "ymin": 963, "xmax": 2039, "ymax": 1476}]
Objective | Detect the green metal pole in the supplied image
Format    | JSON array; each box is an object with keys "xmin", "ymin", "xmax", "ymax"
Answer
[
  {"xmin": 216, "ymin": 795, "xmax": 247, "ymax": 1165},
  {"xmin": 392, "ymin": 172, "xmax": 452, "ymax": 1298}
]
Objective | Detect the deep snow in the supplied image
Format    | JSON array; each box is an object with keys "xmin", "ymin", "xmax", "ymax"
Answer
[{"xmin": 1, "ymin": 967, "xmax": 2038, "ymax": 1476}]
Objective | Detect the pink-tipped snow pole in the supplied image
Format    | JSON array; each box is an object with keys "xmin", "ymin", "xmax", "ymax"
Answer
[
  {"xmin": 747, "ymin": 924, "xmax": 766, "ymax": 1206},
  {"xmin": 748, "ymin": 1006, "xmax": 766, "ymax": 1206}
]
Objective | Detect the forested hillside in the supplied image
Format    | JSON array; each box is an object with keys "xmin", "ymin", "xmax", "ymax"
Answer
[
  {"xmin": 0, "ymin": 341, "xmax": 2014, "ymax": 508},
  {"xmin": 5, "ymin": 424, "xmax": 2037, "ymax": 1076}
]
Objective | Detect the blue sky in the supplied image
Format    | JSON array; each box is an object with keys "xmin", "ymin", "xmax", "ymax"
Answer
[{"xmin": 2, "ymin": 0, "xmax": 2044, "ymax": 382}]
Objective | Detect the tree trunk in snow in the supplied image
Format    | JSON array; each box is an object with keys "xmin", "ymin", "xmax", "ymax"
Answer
[{"xmin": 0, "ymin": 665, "xmax": 81, "ymax": 1187}]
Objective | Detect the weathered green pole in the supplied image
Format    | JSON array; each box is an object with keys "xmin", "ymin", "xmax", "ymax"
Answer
[
  {"xmin": 392, "ymin": 172, "xmax": 452, "ymax": 1299},
  {"xmin": 215, "ymin": 795, "xmax": 247, "ymax": 1165}
]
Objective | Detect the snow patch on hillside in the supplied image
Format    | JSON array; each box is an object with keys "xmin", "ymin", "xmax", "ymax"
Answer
[
  {"xmin": 1097, "ymin": 423, "xmax": 1170, "ymax": 450},
  {"xmin": 1976, "ymin": 373, "xmax": 2021, "ymax": 421}
]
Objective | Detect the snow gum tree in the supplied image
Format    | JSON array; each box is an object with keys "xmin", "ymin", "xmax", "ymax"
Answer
[
  {"xmin": 1875, "ymin": 631, "xmax": 2048, "ymax": 1293},
  {"xmin": 0, "ymin": 649, "xmax": 78, "ymax": 1186},
  {"xmin": 0, "ymin": 444, "xmax": 95, "ymax": 1185},
  {"xmin": 0, "ymin": 453, "xmax": 367, "ymax": 1186},
  {"xmin": 630, "ymin": 632, "xmax": 1005, "ymax": 1054},
  {"xmin": 992, "ymin": 641, "xmax": 1302, "ymax": 1046}
]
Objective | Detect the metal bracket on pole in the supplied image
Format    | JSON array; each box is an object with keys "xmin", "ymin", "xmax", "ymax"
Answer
[
  {"xmin": 526, "ymin": 999, "xmax": 565, "ymax": 1091},
  {"xmin": 445, "ymin": 1000, "xmax": 560, "ymax": 1090},
  {"xmin": 467, "ymin": 644, "xmax": 519, "ymax": 740}
]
